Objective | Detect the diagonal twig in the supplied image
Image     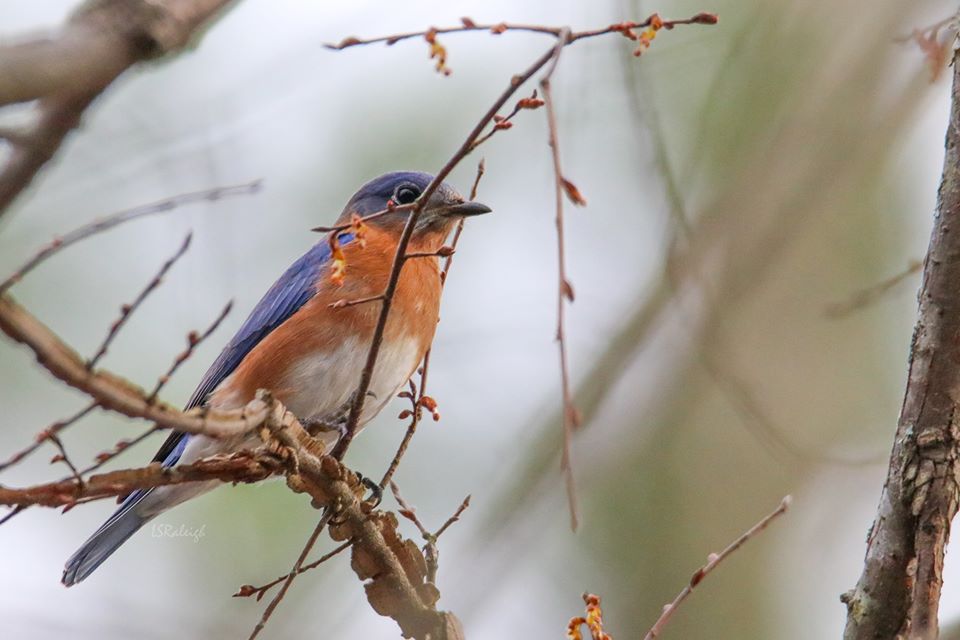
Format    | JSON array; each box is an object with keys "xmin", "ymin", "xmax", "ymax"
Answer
[
  {"xmin": 247, "ymin": 510, "xmax": 335, "ymax": 640},
  {"xmin": 234, "ymin": 539, "xmax": 354, "ymax": 602},
  {"xmin": 0, "ymin": 181, "xmax": 261, "ymax": 295},
  {"xmin": 643, "ymin": 496, "xmax": 792, "ymax": 640},
  {"xmin": 0, "ymin": 401, "xmax": 97, "ymax": 473},
  {"xmin": 87, "ymin": 232, "xmax": 193, "ymax": 370},
  {"xmin": 147, "ymin": 299, "xmax": 234, "ymax": 403}
]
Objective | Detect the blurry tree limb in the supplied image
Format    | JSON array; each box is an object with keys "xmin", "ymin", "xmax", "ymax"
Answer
[
  {"xmin": 824, "ymin": 260, "xmax": 922, "ymax": 319},
  {"xmin": 842, "ymin": 49, "xmax": 960, "ymax": 640},
  {"xmin": 0, "ymin": 0, "xmax": 238, "ymax": 214}
]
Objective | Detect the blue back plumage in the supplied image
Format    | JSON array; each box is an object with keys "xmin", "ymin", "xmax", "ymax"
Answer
[{"xmin": 149, "ymin": 234, "xmax": 352, "ymax": 466}]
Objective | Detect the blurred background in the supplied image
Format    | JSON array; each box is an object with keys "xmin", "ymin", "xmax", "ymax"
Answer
[{"xmin": 0, "ymin": 0, "xmax": 957, "ymax": 638}]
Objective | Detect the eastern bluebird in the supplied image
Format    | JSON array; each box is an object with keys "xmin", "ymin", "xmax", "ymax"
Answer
[{"xmin": 62, "ymin": 171, "xmax": 490, "ymax": 585}]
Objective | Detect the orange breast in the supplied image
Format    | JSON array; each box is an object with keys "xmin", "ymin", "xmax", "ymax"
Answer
[{"xmin": 209, "ymin": 226, "xmax": 444, "ymax": 426}]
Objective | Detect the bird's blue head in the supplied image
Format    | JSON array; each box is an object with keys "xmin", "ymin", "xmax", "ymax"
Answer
[{"xmin": 335, "ymin": 171, "xmax": 491, "ymax": 235}]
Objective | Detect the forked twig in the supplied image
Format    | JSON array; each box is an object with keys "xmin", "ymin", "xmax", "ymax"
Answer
[
  {"xmin": 247, "ymin": 511, "xmax": 335, "ymax": 640},
  {"xmin": 235, "ymin": 539, "xmax": 353, "ymax": 602}
]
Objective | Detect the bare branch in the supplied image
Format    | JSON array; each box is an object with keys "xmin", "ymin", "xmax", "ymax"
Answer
[
  {"xmin": 541, "ymin": 29, "xmax": 582, "ymax": 531},
  {"xmin": 643, "ymin": 496, "xmax": 792, "ymax": 640},
  {"xmin": 0, "ymin": 401, "xmax": 97, "ymax": 473},
  {"xmin": 146, "ymin": 299, "xmax": 234, "ymax": 402},
  {"xmin": 0, "ymin": 0, "xmax": 240, "ymax": 214},
  {"xmin": 235, "ymin": 539, "xmax": 353, "ymax": 602},
  {"xmin": 0, "ymin": 180, "xmax": 262, "ymax": 295},
  {"xmin": 0, "ymin": 451, "xmax": 282, "ymax": 508},
  {"xmin": 87, "ymin": 232, "xmax": 193, "ymax": 369},
  {"xmin": 843, "ymin": 46, "xmax": 960, "ymax": 640},
  {"xmin": 324, "ymin": 14, "xmax": 718, "ymax": 50},
  {"xmin": 391, "ymin": 482, "xmax": 471, "ymax": 585},
  {"xmin": 247, "ymin": 510, "xmax": 335, "ymax": 640},
  {"xmin": 825, "ymin": 260, "xmax": 922, "ymax": 318},
  {"xmin": 0, "ymin": 294, "xmax": 268, "ymax": 439}
]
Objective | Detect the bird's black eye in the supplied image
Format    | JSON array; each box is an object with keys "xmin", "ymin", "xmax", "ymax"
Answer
[{"xmin": 395, "ymin": 185, "xmax": 420, "ymax": 205}]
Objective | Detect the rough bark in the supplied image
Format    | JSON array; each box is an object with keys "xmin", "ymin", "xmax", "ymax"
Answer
[{"xmin": 842, "ymin": 50, "xmax": 960, "ymax": 639}]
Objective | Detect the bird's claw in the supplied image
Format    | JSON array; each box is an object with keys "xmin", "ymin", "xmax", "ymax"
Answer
[{"xmin": 354, "ymin": 471, "xmax": 383, "ymax": 507}]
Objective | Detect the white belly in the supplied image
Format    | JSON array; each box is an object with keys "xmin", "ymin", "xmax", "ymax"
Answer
[{"xmin": 279, "ymin": 334, "xmax": 422, "ymax": 428}]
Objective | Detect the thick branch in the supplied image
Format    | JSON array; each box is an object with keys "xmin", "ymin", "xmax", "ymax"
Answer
[
  {"xmin": 843, "ymin": 49, "xmax": 960, "ymax": 640},
  {"xmin": 0, "ymin": 451, "xmax": 279, "ymax": 507},
  {"xmin": 0, "ymin": 0, "xmax": 237, "ymax": 213},
  {"xmin": 0, "ymin": 294, "xmax": 264, "ymax": 438}
]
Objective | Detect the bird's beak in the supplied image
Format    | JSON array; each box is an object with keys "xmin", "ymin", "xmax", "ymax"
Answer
[{"xmin": 439, "ymin": 200, "xmax": 492, "ymax": 217}]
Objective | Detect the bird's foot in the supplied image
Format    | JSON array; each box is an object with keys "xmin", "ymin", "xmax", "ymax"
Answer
[{"xmin": 354, "ymin": 471, "xmax": 383, "ymax": 508}]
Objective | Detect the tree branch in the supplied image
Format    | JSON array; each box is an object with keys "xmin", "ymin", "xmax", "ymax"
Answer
[
  {"xmin": 0, "ymin": 293, "xmax": 266, "ymax": 439},
  {"xmin": 0, "ymin": 0, "xmax": 238, "ymax": 214},
  {"xmin": 842, "ymin": 47, "xmax": 960, "ymax": 640}
]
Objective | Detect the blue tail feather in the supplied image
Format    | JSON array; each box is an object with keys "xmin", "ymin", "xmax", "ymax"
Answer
[
  {"xmin": 62, "ymin": 437, "xmax": 189, "ymax": 586},
  {"xmin": 61, "ymin": 489, "xmax": 151, "ymax": 586}
]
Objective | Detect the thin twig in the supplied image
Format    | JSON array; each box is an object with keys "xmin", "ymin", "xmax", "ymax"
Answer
[
  {"xmin": 310, "ymin": 202, "xmax": 415, "ymax": 234},
  {"xmin": 329, "ymin": 294, "xmax": 385, "ymax": 310},
  {"xmin": 247, "ymin": 510, "xmax": 334, "ymax": 640},
  {"xmin": 378, "ymin": 160, "xmax": 487, "ymax": 490},
  {"xmin": 0, "ymin": 401, "xmax": 97, "ymax": 473},
  {"xmin": 87, "ymin": 232, "xmax": 193, "ymax": 369},
  {"xmin": 0, "ymin": 181, "xmax": 261, "ymax": 294},
  {"xmin": 0, "ymin": 506, "xmax": 26, "ymax": 526},
  {"xmin": 379, "ymin": 378, "xmax": 425, "ymax": 490},
  {"xmin": 75, "ymin": 425, "xmax": 159, "ymax": 479},
  {"xmin": 642, "ymin": 496, "xmax": 792, "ymax": 640},
  {"xmin": 47, "ymin": 433, "xmax": 83, "ymax": 484},
  {"xmin": 434, "ymin": 494, "xmax": 471, "ymax": 539},
  {"xmin": 324, "ymin": 14, "xmax": 718, "ymax": 50},
  {"xmin": 468, "ymin": 90, "xmax": 544, "ymax": 151},
  {"xmin": 404, "ymin": 248, "xmax": 454, "ymax": 260},
  {"xmin": 331, "ymin": 38, "xmax": 563, "ymax": 462},
  {"xmin": 824, "ymin": 260, "xmax": 922, "ymax": 318},
  {"xmin": 541, "ymin": 28, "xmax": 582, "ymax": 531},
  {"xmin": 391, "ymin": 481, "xmax": 471, "ymax": 584},
  {"xmin": 147, "ymin": 299, "xmax": 234, "ymax": 402},
  {"xmin": 235, "ymin": 539, "xmax": 354, "ymax": 601}
]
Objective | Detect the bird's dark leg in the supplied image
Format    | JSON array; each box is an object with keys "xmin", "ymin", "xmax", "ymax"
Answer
[{"xmin": 303, "ymin": 391, "xmax": 381, "ymax": 505}]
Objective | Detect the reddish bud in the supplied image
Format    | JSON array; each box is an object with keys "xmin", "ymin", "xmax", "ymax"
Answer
[
  {"xmin": 561, "ymin": 178, "xmax": 587, "ymax": 206},
  {"xmin": 233, "ymin": 585, "xmax": 257, "ymax": 598}
]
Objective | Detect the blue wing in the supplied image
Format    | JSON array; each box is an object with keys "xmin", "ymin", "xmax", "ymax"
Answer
[
  {"xmin": 63, "ymin": 235, "xmax": 353, "ymax": 586},
  {"xmin": 150, "ymin": 235, "xmax": 351, "ymax": 466}
]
